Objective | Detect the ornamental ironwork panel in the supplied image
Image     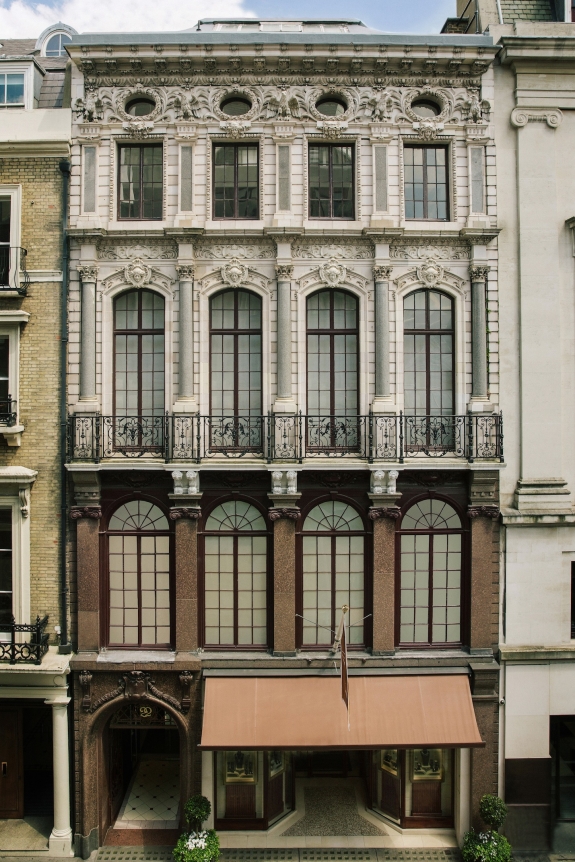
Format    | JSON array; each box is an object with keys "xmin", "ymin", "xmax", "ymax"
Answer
[
  {"xmin": 0, "ymin": 246, "xmax": 29, "ymax": 295},
  {"xmin": 0, "ymin": 615, "xmax": 49, "ymax": 665}
]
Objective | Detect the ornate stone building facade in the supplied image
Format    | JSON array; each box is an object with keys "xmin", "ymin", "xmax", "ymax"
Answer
[
  {"xmin": 0, "ymin": 22, "xmax": 74, "ymax": 857},
  {"xmin": 65, "ymin": 19, "xmax": 503, "ymax": 855}
]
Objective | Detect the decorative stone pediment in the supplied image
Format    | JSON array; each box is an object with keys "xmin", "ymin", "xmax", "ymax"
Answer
[
  {"xmin": 100, "ymin": 258, "xmax": 174, "ymax": 293},
  {"xmin": 298, "ymin": 260, "xmax": 369, "ymax": 293},
  {"xmin": 392, "ymin": 258, "xmax": 466, "ymax": 295},
  {"xmin": 199, "ymin": 258, "xmax": 270, "ymax": 293}
]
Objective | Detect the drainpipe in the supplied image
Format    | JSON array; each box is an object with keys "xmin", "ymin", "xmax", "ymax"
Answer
[
  {"xmin": 58, "ymin": 159, "xmax": 72, "ymax": 655},
  {"xmin": 495, "ymin": 0, "xmax": 504, "ymax": 24}
]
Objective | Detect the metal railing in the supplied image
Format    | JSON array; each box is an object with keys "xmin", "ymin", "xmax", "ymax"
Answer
[
  {"xmin": 0, "ymin": 615, "xmax": 49, "ymax": 664},
  {"xmin": 68, "ymin": 413, "xmax": 503, "ymax": 464},
  {"xmin": 0, "ymin": 246, "xmax": 29, "ymax": 294},
  {"xmin": 0, "ymin": 397, "xmax": 17, "ymax": 426}
]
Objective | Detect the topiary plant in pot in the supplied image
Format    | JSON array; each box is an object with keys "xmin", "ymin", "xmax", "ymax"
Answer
[
  {"xmin": 462, "ymin": 794, "xmax": 512, "ymax": 862},
  {"xmin": 173, "ymin": 795, "xmax": 220, "ymax": 862}
]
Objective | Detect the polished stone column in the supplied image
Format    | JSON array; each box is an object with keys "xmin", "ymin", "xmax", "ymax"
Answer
[
  {"xmin": 372, "ymin": 265, "xmax": 393, "ymax": 411},
  {"xmin": 470, "ymin": 265, "xmax": 490, "ymax": 401},
  {"xmin": 77, "ymin": 265, "xmax": 98, "ymax": 405},
  {"xmin": 269, "ymin": 481, "xmax": 300, "ymax": 655},
  {"xmin": 71, "ymin": 472, "xmax": 101, "ymax": 652},
  {"xmin": 170, "ymin": 498, "xmax": 201, "ymax": 652},
  {"xmin": 369, "ymin": 476, "xmax": 401, "ymax": 655},
  {"xmin": 47, "ymin": 698, "xmax": 73, "ymax": 855},
  {"xmin": 176, "ymin": 265, "xmax": 196, "ymax": 409},
  {"xmin": 274, "ymin": 265, "xmax": 296, "ymax": 412}
]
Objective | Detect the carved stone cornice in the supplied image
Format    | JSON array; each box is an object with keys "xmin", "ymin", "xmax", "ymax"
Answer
[
  {"xmin": 77, "ymin": 264, "xmax": 99, "ymax": 282},
  {"xmin": 469, "ymin": 265, "xmax": 490, "ymax": 282},
  {"xmin": 467, "ymin": 505, "xmax": 500, "ymax": 519},
  {"xmin": 511, "ymin": 107, "xmax": 562, "ymax": 129},
  {"xmin": 368, "ymin": 507, "xmax": 401, "ymax": 520},
  {"xmin": 169, "ymin": 508, "xmax": 201, "ymax": 520},
  {"xmin": 373, "ymin": 265, "xmax": 393, "ymax": 281},
  {"xmin": 176, "ymin": 264, "xmax": 195, "ymax": 281},
  {"xmin": 275, "ymin": 264, "xmax": 293, "ymax": 280},
  {"xmin": 269, "ymin": 507, "xmax": 300, "ymax": 521},
  {"xmin": 70, "ymin": 506, "xmax": 102, "ymax": 520}
]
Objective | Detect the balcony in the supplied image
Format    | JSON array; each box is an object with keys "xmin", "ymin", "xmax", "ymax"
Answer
[
  {"xmin": 0, "ymin": 397, "xmax": 17, "ymax": 426},
  {"xmin": 0, "ymin": 246, "xmax": 29, "ymax": 295},
  {"xmin": 68, "ymin": 413, "xmax": 503, "ymax": 464},
  {"xmin": 0, "ymin": 615, "xmax": 49, "ymax": 665}
]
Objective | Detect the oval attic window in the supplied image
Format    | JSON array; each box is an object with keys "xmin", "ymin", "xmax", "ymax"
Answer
[
  {"xmin": 316, "ymin": 97, "xmax": 347, "ymax": 117},
  {"xmin": 220, "ymin": 97, "xmax": 252, "ymax": 116},
  {"xmin": 125, "ymin": 98, "xmax": 156, "ymax": 117},
  {"xmin": 411, "ymin": 99, "xmax": 441, "ymax": 119}
]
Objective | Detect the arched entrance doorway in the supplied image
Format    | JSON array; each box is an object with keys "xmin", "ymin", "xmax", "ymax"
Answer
[{"xmin": 101, "ymin": 702, "xmax": 180, "ymax": 842}]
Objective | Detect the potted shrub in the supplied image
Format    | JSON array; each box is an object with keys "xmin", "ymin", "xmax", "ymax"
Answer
[
  {"xmin": 173, "ymin": 795, "xmax": 220, "ymax": 862},
  {"xmin": 462, "ymin": 794, "xmax": 512, "ymax": 862}
]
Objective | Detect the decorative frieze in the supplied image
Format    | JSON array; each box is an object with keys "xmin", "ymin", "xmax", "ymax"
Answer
[
  {"xmin": 97, "ymin": 240, "xmax": 177, "ymax": 260},
  {"xmin": 194, "ymin": 239, "xmax": 275, "ymax": 260},
  {"xmin": 390, "ymin": 241, "xmax": 471, "ymax": 261},
  {"xmin": 291, "ymin": 239, "xmax": 374, "ymax": 260},
  {"xmin": 86, "ymin": 671, "xmax": 184, "ymax": 715}
]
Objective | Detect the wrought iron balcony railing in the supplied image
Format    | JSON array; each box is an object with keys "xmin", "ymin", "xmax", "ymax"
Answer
[
  {"xmin": 0, "ymin": 246, "xmax": 29, "ymax": 294},
  {"xmin": 0, "ymin": 614, "xmax": 49, "ymax": 664},
  {"xmin": 0, "ymin": 397, "xmax": 17, "ymax": 426},
  {"xmin": 68, "ymin": 413, "xmax": 503, "ymax": 464}
]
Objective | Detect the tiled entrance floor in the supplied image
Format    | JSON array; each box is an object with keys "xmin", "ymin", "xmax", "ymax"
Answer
[{"xmin": 115, "ymin": 757, "xmax": 179, "ymax": 829}]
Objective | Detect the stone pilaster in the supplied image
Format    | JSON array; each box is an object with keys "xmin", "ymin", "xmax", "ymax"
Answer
[
  {"xmin": 169, "ymin": 489, "xmax": 202, "ymax": 652},
  {"xmin": 469, "ymin": 264, "xmax": 490, "ymax": 409},
  {"xmin": 77, "ymin": 265, "xmax": 98, "ymax": 411},
  {"xmin": 274, "ymin": 264, "xmax": 296, "ymax": 413},
  {"xmin": 372, "ymin": 265, "xmax": 394, "ymax": 413},
  {"xmin": 269, "ymin": 490, "xmax": 300, "ymax": 655},
  {"xmin": 175, "ymin": 264, "xmax": 197, "ymax": 412},
  {"xmin": 468, "ymin": 470, "xmax": 499, "ymax": 652},
  {"xmin": 369, "ymin": 475, "xmax": 401, "ymax": 654}
]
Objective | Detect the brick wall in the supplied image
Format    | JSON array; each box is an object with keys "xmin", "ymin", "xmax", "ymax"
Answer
[
  {"xmin": 500, "ymin": 0, "xmax": 556, "ymax": 21},
  {"xmin": 0, "ymin": 156, "xmax": 63, "ymax": 638}
]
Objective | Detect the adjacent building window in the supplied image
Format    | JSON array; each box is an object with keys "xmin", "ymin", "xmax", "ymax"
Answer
[
  {"xmin": 107, "ymin": 500, "xmax": 172, "ymax": 647},
  {"xmin": 0, "ymin": 74, "xmax": 25, "ymax": 108},
  {"xmin": 404, "ymin": 146, "xmax": 448, "ymax": 220},
  {"xmin": 299, "ymin": 501, "xmax": 365, "ymax": 647},
  {"xmin": 213, "ymin": 144, "xmax": 259, "ymax": 219},
  {"xmin": 44, "ymin": 32, "xmax": 72, "ymax": 57},
  {"xmin": 210, "ymin": 289, "xmax": 262, "ymax": 451},
  {"xmin": 0, "ymin": 509, "xmax": 12, "ymax": 628},
  {"xmin": 114, "ymin": 290, "xmax": 164, "ymax": 419},
  {"xmin": 309, "ymin": 144, "xmax": 354, "ymax": 219},
  {"xmin": 203, "ymin": 500, "xmax": 268, "ymax": 647},
  {"xmin": 0, "ymin": 197, "xmax": 10, "ymax": 287},
  {"xmin": 397, "ymin": 498, "xmax": 464, "ymax": 647},
  {"xmin": 404, "ymin": 289, "xmax": 454, "ymax": 417},
  {"xmin": 118, "ymin": 144, "xmax": 163, "ymax": 220}
]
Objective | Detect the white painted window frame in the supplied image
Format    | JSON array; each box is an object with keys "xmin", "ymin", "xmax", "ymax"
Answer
[{"xmin": 0, "ymin": 64, "xmax": 34, "ymax": 111}]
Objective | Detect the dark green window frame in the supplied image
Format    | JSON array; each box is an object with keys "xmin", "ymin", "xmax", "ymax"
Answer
[
  {"xmin": 213, "ymin": 143, "xmax": 259, "ymax": 220},
  {"xmin": 118, "ymin": 144, "xmax": 163, "ymax": 221},
  {"xmin": 404, "ymin": 145, "xmax": 449, "ymax": 221},
  {"xmin": 308, "ymin": 143, "xmax": 355, "ymax": 220}
]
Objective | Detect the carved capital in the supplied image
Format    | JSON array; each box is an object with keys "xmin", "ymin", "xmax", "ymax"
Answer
[
  {"xmin": 511, "ymin": 107, "xmax": 562, "ymax": 129},
  {"xmin": 467, "ymin": 505, "xmax": 500, "ymax": 519},
  {"xmin": 169, "ymin": 508, "xmax": 201, "ymax": 520},
  {"xmin": 269, "ymin": 507, "xmax": 300, "ymax": 521},
  {"xmin": 368, "ymin": 506, "xmax": 401, "ymax": 520},
  {"xmin": 70, "ymin": 506, "xmax": 102, "ymax": 520},
  {"xmin": 176, "ymin": 264, "xmax": 195, "ymax": 281},
  {"xmin": 275, "ymin": 265, "xmax": 293, "ymax": 281},
  {"xmin": 469, "ymin": 265, "xmax": 490, "ymax": 283},
  {"xmin": 79, "ymin": 670, "xmax": 93, "ymax": 713},
  {"xmin": 77, "ymin": 265, "xmax": 99, "ymax": 282},
  {"xmin": 373, "ymin": 265, "xmax": 393, "ymax": 281}
]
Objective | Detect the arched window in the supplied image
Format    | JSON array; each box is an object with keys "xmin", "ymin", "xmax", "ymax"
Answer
[
  {"xmin": 203, "ymin": 500, "xmax": 268, "ymax": 647},
  {"xmin": 306, "ymin": 289, "xmax": 358, "ymax": 451},
  {"xmin": 397, "ymin": 497, "xmax": 464, "ymax": 647},
  {"xmin": 299, "ymin": 500, "xmax": 365, "ymax": 647},
  {"xmin": 107, "ymin": 500, "xmax": 171, "ymax": 647},
  {"xmin": 404, "ymin": 289, "xmax": 453, "ymax": 416},
  {"xmin": 44, "ymin": 32, "xmax": 72, "ymax": 56},
  {"xmin": 114, "ymin": 289, "xmax": 165, "ymax": 417},
  {"xmin": 210, "ymin": 289, "xmax": 262, "ymax": 451}
]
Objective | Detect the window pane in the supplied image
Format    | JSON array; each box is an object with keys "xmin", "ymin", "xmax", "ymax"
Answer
[
  {"xmin": 0, "ymin": 509, "xmax": 12, "ymax": 626},
  {"xmin": 214, "ymin": 144, "xmax": 258, "ymax": 219},
  {"xmin": 5, "ymin": 74, "xmax": 24, "ymax": 105},
  {"xmin": 404, "ymin": 147, "xmax": 448, "ymax": 221}
]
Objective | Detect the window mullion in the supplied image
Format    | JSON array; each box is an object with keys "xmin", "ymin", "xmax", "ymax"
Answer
[
  {"xmin": 428, "ymin": 533, "xmax": 434, "ymax": 645},
  {"xmin": 233, "ymin": 534, "xmax": 239, "ymax": 646},
  {"xmin": 331, "ymin": 534, "xmax": 336, "ymax": 640},
  {"xmin": 329, "ymin": 146, "xmax": 334, "ymax": 219},
  {"xmin": 137, "ymin": 534, "xmax": 142, "ymax": 646},
  {"xmin": 234, "ymin": 146, "xmax": 239, "ymax": 219},
  {"xmin": 139, "ymin": 148, "xmax": 144, "ymax": 220}
]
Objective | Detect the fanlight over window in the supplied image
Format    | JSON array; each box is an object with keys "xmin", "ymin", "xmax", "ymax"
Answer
[
  {"xmin": 205, "ymin": 500, "xmax": 266, "ymax": 532},
  {"xmin": 109, "ymin": 500, "xmax": 169, "ymax": 532},
  {"xmin": 301, "ymin": 501, "xmax": 365, "ymax": 646},
  {"xmin": 45, "ymin": 32, "xmax": 72, "ymax": 57},
  {"xmin": 401, "ymin": 498, "xmax": 461, "ymax": 530}
]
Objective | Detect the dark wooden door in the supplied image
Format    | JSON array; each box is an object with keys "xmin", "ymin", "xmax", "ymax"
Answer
[
  {"xmin": 381, "ymin": 769, "xmax": 401, "ymax": 820},
  {"xmin": 411, "ymin": 780, "xmax": 442, "ymax": 815},
  {"xmin": 0, "ymin": 708, "xmax": 23, "ymax": 818}
]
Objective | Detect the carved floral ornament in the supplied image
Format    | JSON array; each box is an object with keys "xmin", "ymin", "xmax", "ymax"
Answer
[
  {"xmin": 124, "ymin": 258, "xmax": 152, "ymax": 287},
  {"xmin": 373, "ymin": 265, "xmax": 393, "ymax": 281},
  {"xmin": 276, "ymin": 265, "xmax": 293, "ymax": 281},
  {"xmin": 77, "ymin": 265, "xmax": 99, "ymax": 283},
  {"xmin": 79, "ymin": 669, "xmax": 196, "ymax": 715},
  {"xmin": 176, "ymin": 264, "xmax": 195, "ymax": 281},
  {"xmin": 318, "ymin": 257, "xmax": 347, "ymax": 287},
  {"xmin": 74, "ymin": 82, "xmax": 490, "ymax": 131},
  {"xmin": 221, "ymin": 258, "xmax": 249, "ymax": 287},
  {"xmin": 393, "ymin": 258, "xmax": 466, "ymax": 295},
  {"xmin": 469, "ymin": 265, "xmax": 490, "ymax": 283}
]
